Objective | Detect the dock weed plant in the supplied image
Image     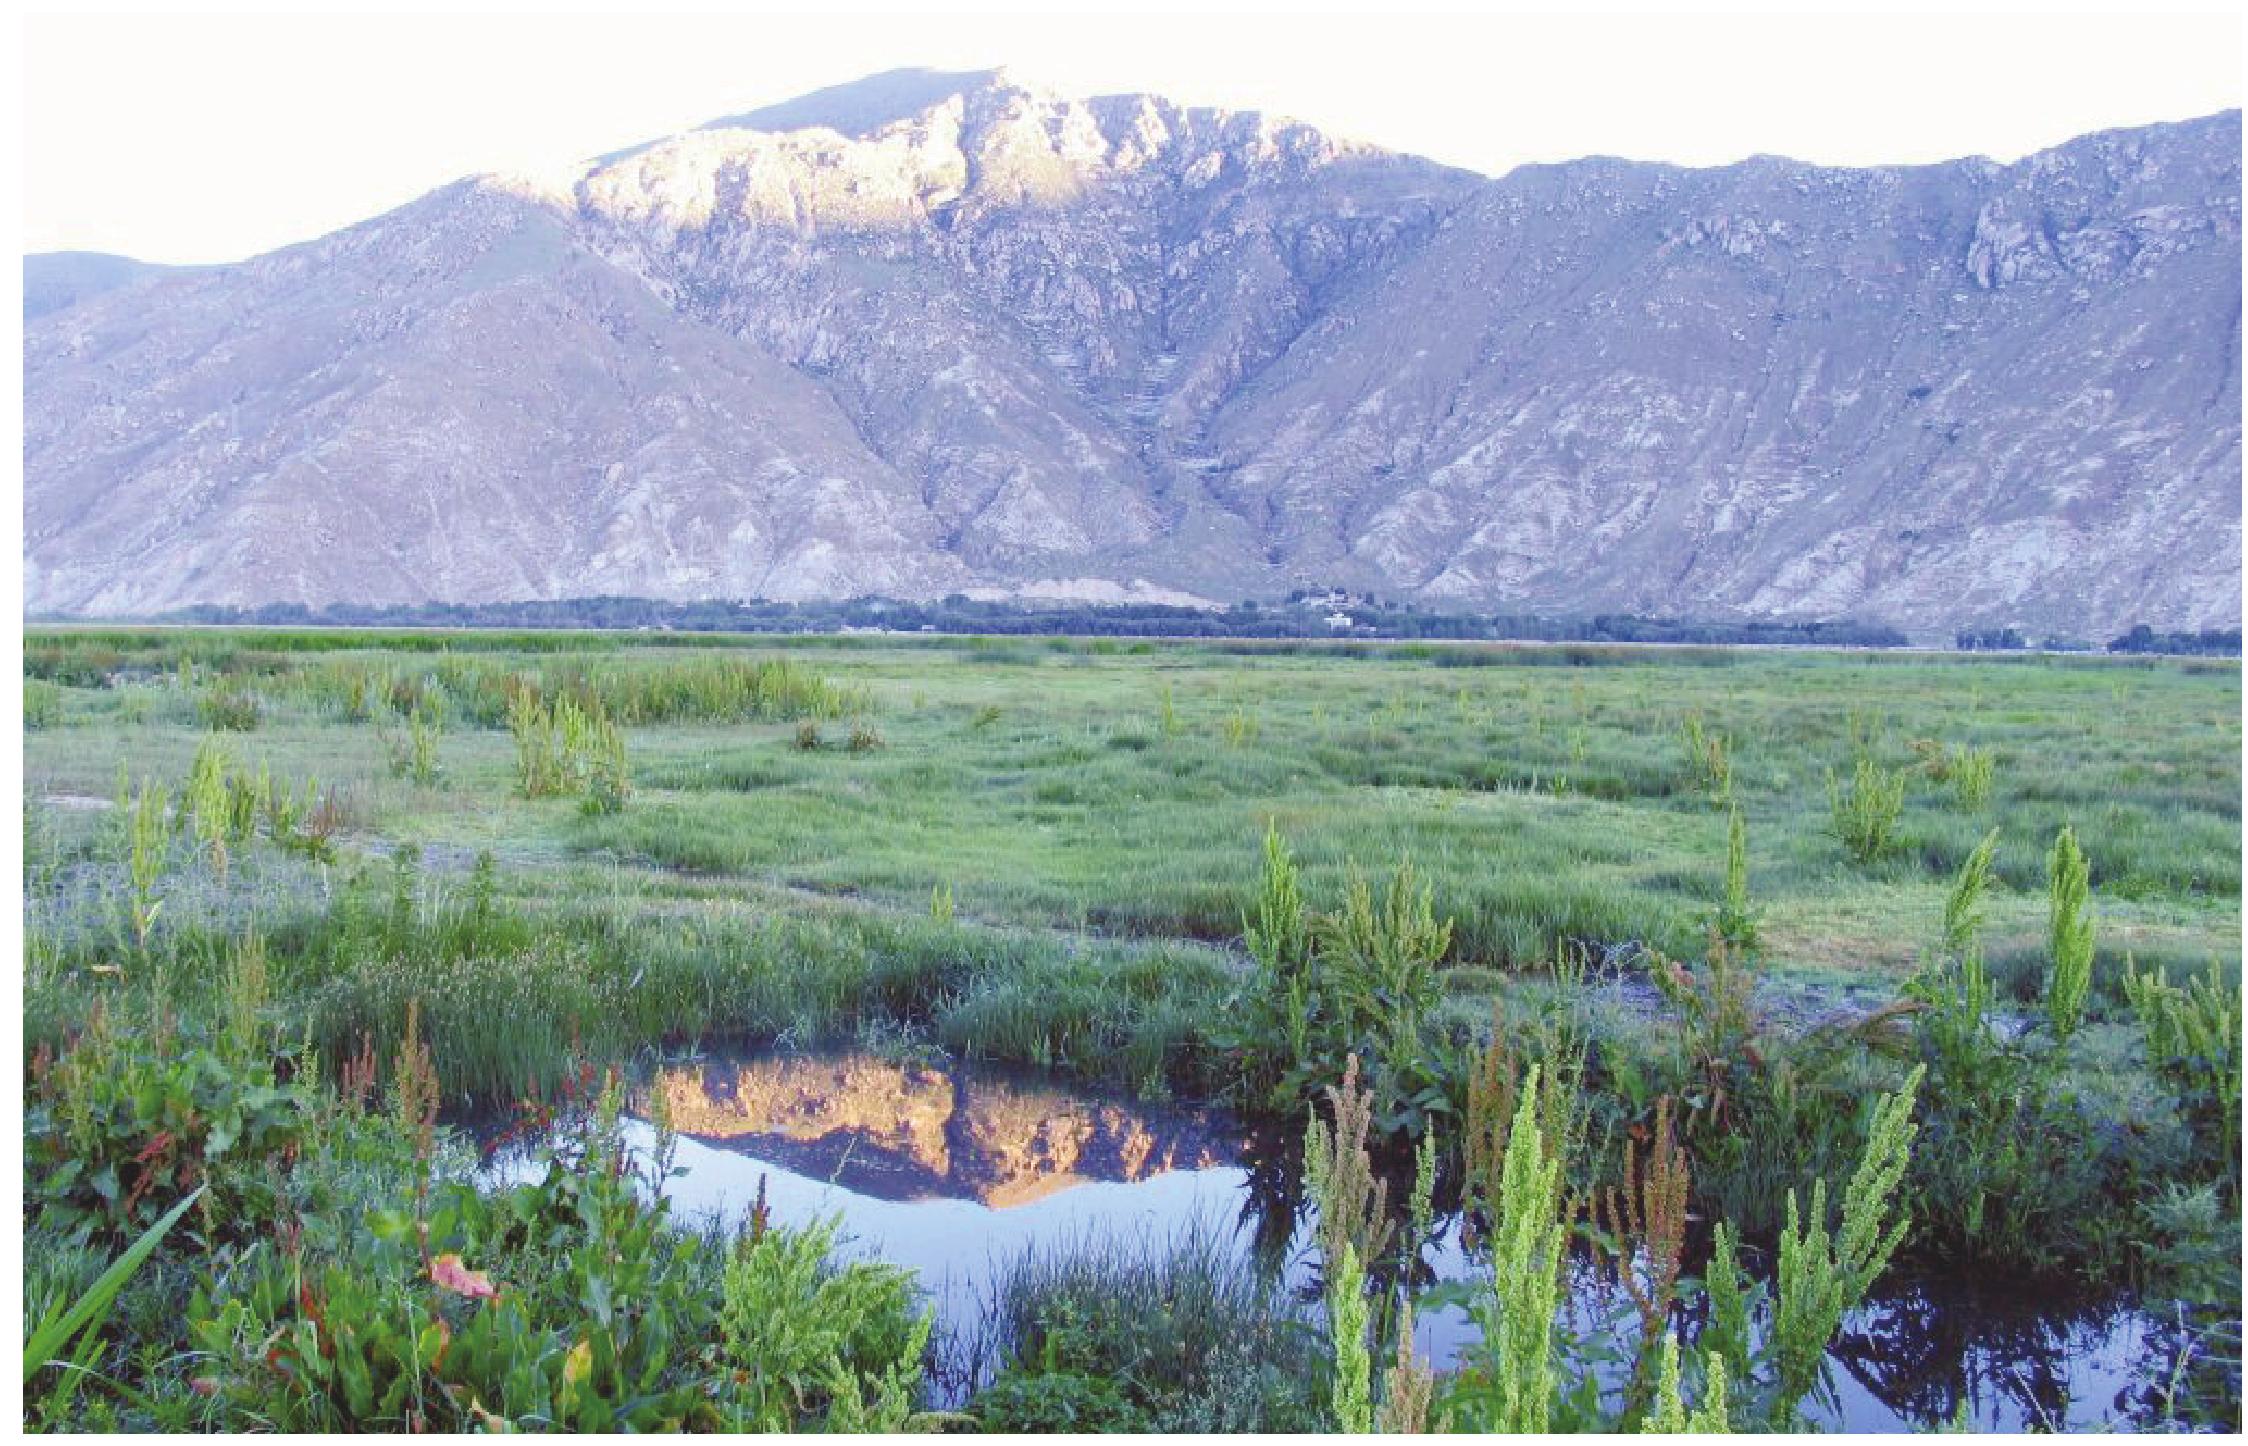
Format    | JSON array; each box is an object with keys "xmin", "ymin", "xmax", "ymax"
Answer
[
  {"xmin": 123, "ymin": 778, "xmax": 170, "ymax": 955},
  {"xmin": 1913, "ymin": 737, "xmax": 1998, "ymax": 812},
  {"xmin": 2123, "ymin": 958, "xmax": 2244, "ymax": 1181},
  {"xmin": 1828, "ymin": 753, "xmax": 1909, "ymax": 863},
  {"xmin": 379, "ymin": 700, "xmax": 445, "ymax": 786},
  {"xmin": 1768, "ymin": 1067, "xmax": 1923, "ymax": 1421},
  {"xmin": 509, "ymin": 687, "xmax": 630, "ymax": 810},
  {"xmin": 1712, "ymin": 805, "xmax": 1762, "ymax": 952},
  {"xmin": 1682, "ymin": 714, "xmax": 1734, "ymax": 804},
  {"xmin": 2046, "ymin": 823, "xmax": 2095, "ymax": 1043}
]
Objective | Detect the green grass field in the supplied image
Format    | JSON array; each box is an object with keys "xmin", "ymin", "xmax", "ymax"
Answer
[{"xmin": 27, "ymin": 630, "xmax": 2240, "ymax": 980}]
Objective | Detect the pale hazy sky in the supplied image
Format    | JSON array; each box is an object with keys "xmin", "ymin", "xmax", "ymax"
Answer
[{"xmin": 21, "ymin": 4, "xmax": 2245, "ymax": 265}]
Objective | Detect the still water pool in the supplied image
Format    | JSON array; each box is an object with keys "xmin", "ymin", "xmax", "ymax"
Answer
[{"xmin": 481, "ymin": 1049, "xmax": 2202, "ymax": 1432}]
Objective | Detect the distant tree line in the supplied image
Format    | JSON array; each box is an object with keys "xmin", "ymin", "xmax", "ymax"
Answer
[
  {"xmin": 120, "ymin": 595, "xmax": 1919, "ymax": 648},
  {"xmin": 1957, "ymin": 624, "xmax": 2241, "ymax": 657},
  {"xmin": 82, "ymin": 596, "xmax": 2243, "ymax": 656},
  {"xmin": 2106, "ymin": 625, "xmax": 2243, "ymax": 657},
  {"xmin": 1954, "ymin": 627, "xmax": 2029, "ymax": 652}
]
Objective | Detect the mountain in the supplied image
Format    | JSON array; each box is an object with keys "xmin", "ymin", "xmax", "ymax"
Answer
[{"xmin": 22, "ymin": 70, "xmax": 2243, "ymax": 634}]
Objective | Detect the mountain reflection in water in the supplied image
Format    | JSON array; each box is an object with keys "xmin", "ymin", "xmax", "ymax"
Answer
[
  {"xmin": 650, "ymin": 1052, "xmax": 1239, "ymax": 1207},
  {"xmin": 479, "ymin": 1050, "xmax": 2219, "ymax": 1432}
]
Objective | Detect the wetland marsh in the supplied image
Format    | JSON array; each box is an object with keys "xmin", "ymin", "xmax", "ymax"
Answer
[{"xmin": 21, "ymin": 628, "xmax": 2243, "ymax": 1431}]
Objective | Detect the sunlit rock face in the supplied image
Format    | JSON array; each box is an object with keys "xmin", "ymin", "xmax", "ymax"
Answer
[
  {"xmin": 23, "ymin": 70, "xmax": 2240, "ymax": 636},
  {"xmin": 650, "ymin": 1052, "xmax": 1236, "ymax": 1208}
]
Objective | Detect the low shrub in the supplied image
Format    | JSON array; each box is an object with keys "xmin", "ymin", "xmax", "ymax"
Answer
[
  {"xmin": 975, "ymin": 1362, "xmax": 1147, "ymax": 1431},
  {"xmin": 965, "ymin": 1223, "xmax": 1325, "ymax": 1433},
  {"xmin": 197, "ymin": 683, "xmax": 261, "ymax": 732}
]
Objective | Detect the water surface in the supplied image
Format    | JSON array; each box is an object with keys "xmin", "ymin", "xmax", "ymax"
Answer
[{"xmin": 484, "ymin": 1048, "xmax": 2208, "ymax": 1432}]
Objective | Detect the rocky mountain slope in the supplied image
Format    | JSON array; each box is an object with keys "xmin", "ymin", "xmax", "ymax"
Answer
[{"xmin": 23, "ymin": 70, "xmax": 2242, "ymax": 633}]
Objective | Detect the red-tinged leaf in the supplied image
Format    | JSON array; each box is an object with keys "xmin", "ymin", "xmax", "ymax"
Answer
[
  {"xmin": 430, "ymin": 1253, "xmax": 497, "ymax": 1301},
  {"xmin": 298, "ymin": 1283, "xmax": 334, "ymax": 1358}
]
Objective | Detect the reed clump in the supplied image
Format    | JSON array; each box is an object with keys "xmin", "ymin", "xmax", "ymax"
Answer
[{"xmin": 1828, "ymin": 754, "xmax": 1909, "ymax": 862}]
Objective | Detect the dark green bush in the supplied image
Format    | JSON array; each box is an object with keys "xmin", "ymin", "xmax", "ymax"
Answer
[
  {"xmin": 976, "ymin": 1366, "xmax": 1148, "ymax": 1431},
  {"xmin": 24, "ymin": 1021, "xmax": 300, "ymax": 1241}
]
